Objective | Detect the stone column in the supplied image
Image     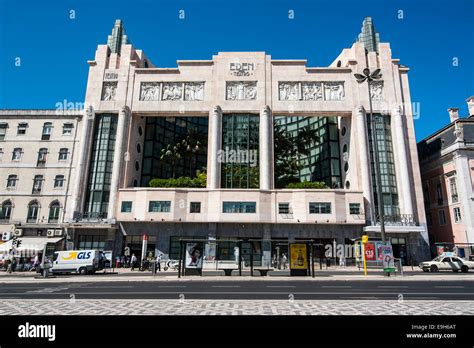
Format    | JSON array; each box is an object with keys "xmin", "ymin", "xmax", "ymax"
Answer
[
  {"xmin": 208, "ymin": 106, "xmax": 222, "ymax": 189},
  {"xmin": 69, "ymin": 105, "xmax": 94, "ymax": 220},
  {"xmin": 261, "ymin": 223, "xmax": 272, "ymax": 268},
  {"xmin": 107, "ymin": 106, "xmax": 130, "ymax": 220},
  {"xmin": 392, "ymin": 105, "xmax": 414, "ymax": 216},
  {"xmin": 259, "ymin": 105, "xmax": 273, "ymax": 190},
  {"xmin": 355, "ymin": 105, "xmax": 373, "ymax": 222},
  {"xmin": 453, "ymin": 150, "xmax": 474, "ymax": 243}
]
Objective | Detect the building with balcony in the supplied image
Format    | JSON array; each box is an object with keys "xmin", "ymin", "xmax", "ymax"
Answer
[
  {"xmin": 417, "ymin": 98, "xmax": 474, "ymax": 258},
  {"xmin": 0, "ymin": 17, "xmax": 430, "ymax": 264}
]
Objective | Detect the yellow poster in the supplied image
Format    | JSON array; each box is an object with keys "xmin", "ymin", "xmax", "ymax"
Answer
[{"xmin": 290, "ymin": 244, "xmax": 308, "ymax": 269}]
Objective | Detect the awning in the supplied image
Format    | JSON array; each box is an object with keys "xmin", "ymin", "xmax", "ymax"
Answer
[{"xmin": 0, "ymin": 237, "xmax": 63, "ymax": 253}]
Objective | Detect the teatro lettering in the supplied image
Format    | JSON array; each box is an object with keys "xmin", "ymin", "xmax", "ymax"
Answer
[{"xmin": 229, "ymin": 62, "xmax": 255, "ymax": 76}]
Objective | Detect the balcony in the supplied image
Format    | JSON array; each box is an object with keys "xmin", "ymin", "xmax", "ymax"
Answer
[
  {"xmin": 375, "ymin": 214, "xmax": 418, "ymax": 226},
  {"xmin": 72, "ymin": 211, "xmax": 108, "ymax": 223}
]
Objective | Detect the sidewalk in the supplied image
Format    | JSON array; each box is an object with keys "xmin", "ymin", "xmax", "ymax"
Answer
[{"xmin": 1, "ymin": 266, "xmax": 473, "ymax": 283}]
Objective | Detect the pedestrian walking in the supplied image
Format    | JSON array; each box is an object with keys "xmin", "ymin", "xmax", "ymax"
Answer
[
  {"xmin": 282, "ymin": 253, "xmax": 288, "ymax": 270},
  {"xmin": 130, "ymin": 254, "xmax": 137, "ymax": 271},
  {"xmin": 155, "ymin": 253, "xmax": 162, "ymax": 272}
]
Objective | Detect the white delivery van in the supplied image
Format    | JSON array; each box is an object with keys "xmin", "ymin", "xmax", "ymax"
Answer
[{"xmin": 52, "ymin": 250, "xmax": 106, "ymax": 275}]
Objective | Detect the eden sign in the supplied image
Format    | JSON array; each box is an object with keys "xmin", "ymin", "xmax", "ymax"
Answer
[{"xmin": 229, "ymin": 62, "xmax": 255, "ymax": 76}]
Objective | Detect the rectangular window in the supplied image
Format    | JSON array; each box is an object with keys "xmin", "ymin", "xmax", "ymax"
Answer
[
  {"xmin": 309, "ymin": 202, "xmax": 331, "ymax": 214},
  {"xmin": 37, "ymin": 148, "xmax": 48, "ymax": 167},
  {"xmin": 0, "ymin": 123, "xmax": 8, "ymax": 140},
  {"xmin": 190, "ymin": 202, "xmax": 201, "ymax": 213},
  {"xmin": 32, "ymin": 175, "xmax": 44, "ymax": 194},
  {"xmin": 438, "ymin": 209, "xmax": 446, "ymax": 225},
  {"xmin": 121, "ymin": 201, "xmax": 133, "ymax": 213},
  {"xmin": 63, "ymin": 123, "xmax": 73, "ymax": 135},
  {"xmin": 148, "ymin": 201, "xmax": 171, "ymax": 212},
  {"xmin": 6, "ymin": 175, "xmax": 18, "ymax": 189},
  {"xmin": 17, "ymin": 123, "xmax": 28, "ymax": 135},
  {"xmin": 436, "ymin": 183, "xmax": 443, "ymax": 205},
  {"xmin": 453, "ymin": 207, "xmax": 462, "ymax": 223},
  {"xmin": 278, "ymin": 203, "xmax": 290, "ymax": 214},
  {"xmin": 54, "ymin": 175, "xmax": 65, "ymax": 188},
  {"xmin": 449, "ymin": 178, "xmax": 458, "ymax": 203},
  {"xmin": 223, "ymin": 201, "xmax": 256, "ymax": 213},
  {"xmin": 0, "ymin": 148, "xmax": 3, "ymax": 161},
  {"xmin": 58, "ymin": 148, "xmax": 68, "ymax": 161},
  {"xmin": 42, "ymin": 123, "xmax": 53, "ymax": 140},
  {"xmin": 12, "ymin": 148, "xmax": 22, "ymax": 161},
  {"xmin": 349, "ymin": 203, "xmax": 361, "ymax": 215}
]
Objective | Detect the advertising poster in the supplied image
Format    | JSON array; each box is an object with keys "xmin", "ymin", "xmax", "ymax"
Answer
[
  {"xmin": 185, "ymin": 242, "xmax": 203, "ymax": 269},
  {"xmin": 364, "ymin": 243, "xmax": 376, "ymax": 261},
  {"xmin": 289, "ymin": 243, "xmax": 308, "ymax": 270},
  {"xmin": 437, "ymin": 246, "xmax": 445, "ymax": 256},
  {"xmin": 375, "ymin": 241, "xmax": 384, "ymax": 261},
  {"xmin": 381, "ymin": 244, "xmax": 395, "ymax": 272}
]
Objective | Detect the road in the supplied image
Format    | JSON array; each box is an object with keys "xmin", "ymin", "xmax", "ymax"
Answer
[{"xmin": 1, "ymin": 279, "xmax": 474, "ymax": 300}]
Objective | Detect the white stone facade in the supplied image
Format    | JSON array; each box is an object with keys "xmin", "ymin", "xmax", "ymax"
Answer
[{"xmin": 0, "ymin": 30, "xmax": 431, "ymax": 263}]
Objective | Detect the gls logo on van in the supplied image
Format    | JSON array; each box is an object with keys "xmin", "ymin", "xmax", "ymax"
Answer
[{"xmin": 61, "ymin": 251, "xmax": 92, "ymax": 260}]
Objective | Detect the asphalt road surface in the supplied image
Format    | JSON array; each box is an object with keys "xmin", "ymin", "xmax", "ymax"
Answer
[{"xmin": 1, "ymin": 279, "xmax": 474, "ymax": 300}]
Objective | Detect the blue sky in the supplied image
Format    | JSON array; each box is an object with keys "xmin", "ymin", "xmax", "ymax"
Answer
[{"xmin": 0, "ymin": 0, "xmax": 472, "ymax": 140}]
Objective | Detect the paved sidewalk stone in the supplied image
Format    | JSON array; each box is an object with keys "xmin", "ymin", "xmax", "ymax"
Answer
[{"xmin": 1, "ymin": 299, "xmax": 473, "ymax": 315}]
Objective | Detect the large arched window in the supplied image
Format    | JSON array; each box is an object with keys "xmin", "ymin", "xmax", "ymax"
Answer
[
  {"xmin": 0, "ymin": 200, "xmax": 12, "ymax": 221},
  {"xmin": 27, "ymin": 200, "xmax": 40, "ymax": 223},
  {"xmin": 48, "ymin": 201, "xmax": 61, "ymax": 223}
]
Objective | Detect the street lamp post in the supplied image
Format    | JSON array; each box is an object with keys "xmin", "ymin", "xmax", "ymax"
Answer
[{"xmin": 354, "ymin": 67, "xmax": 386, "ymax": 243}]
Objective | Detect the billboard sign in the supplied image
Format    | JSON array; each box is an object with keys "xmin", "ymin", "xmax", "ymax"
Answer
[
  {"xmin": 289, "ymin": 243, "xmax": 308, "ymax": 270},
  {"xmin": 364, "ymin": 243, "xmax": 376, "ymax": 261},
  {"xmin": 185, "ymin": 242, "xmax": 203, "ymax": 269}
]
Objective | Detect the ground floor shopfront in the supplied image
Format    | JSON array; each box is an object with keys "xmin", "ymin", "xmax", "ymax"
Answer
[{"xmin": 68, "ymin": 222, "xmax": 430, "ymax": 266}]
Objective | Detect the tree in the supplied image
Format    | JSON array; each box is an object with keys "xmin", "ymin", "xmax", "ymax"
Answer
[
  {"xmin": 180, "ymin": 128, "xmax": 207, "ymax": 177},
  {"xmin": 160, "ymin": 143, "xmax": 182, "ymax": 178}
]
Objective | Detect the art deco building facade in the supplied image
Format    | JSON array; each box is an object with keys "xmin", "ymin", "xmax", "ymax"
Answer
[{"xmin": 0, "ymin": 18, "xmax": 430, "ymax": 263}]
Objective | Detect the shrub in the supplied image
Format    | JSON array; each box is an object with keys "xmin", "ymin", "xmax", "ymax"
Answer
[
  {"xmin": 285, "ymin": 181, "xmax": 328, "ymax": 189},
  {"xmin": 149, "ymin": 170, "xmax": 207, "ymax": 188}
]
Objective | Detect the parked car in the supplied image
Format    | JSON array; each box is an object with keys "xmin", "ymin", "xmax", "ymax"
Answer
[{"xmin": 419, "ymin": 255, "xmax": 474, "ymax": 273}]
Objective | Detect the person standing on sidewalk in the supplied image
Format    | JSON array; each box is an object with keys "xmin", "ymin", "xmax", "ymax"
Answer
[
  {"xmin": 130, "ymin": 254, "xmax": 137, "ymax": 271},
  {"xmin": 155, "ymin": 253, "xmax": 162, "ymax": 272}
]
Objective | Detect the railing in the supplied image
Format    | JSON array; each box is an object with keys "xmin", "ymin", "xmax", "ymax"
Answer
[
  {"xmin": 72, "ymin": 211, "xmax": 108, "ymax": 222},
  {"xmin": 375, "ymin": 214, "xmax": 417, "ymax": 226}
]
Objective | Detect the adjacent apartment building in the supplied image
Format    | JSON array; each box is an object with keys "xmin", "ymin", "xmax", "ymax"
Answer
[
  {"xmin": 0, "ymin": 17, "xmax": 430, "ymax": 264},
  {"xmin": 418, "ymin": 98, "xmax": 474, "ymax": 258}
]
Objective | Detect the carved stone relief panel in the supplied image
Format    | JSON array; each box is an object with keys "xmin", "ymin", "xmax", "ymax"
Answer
[
  {"xmin": 162, "ymin": 83, "xmax": 184, "ymax": 101},
  {"xmin": 140, "ymin": 82, "xmax": 161, "ymax": 101},
  {"xmin": 184, "ymin": 82, "xmax": 205, "ymax": 101},
  {"xmin": 101, "ymin": 82, "xmax": 117, "ymax": 101},
  {"xmin": 226, "ymin": 81, "xmax": 257, "ymax": 100}
]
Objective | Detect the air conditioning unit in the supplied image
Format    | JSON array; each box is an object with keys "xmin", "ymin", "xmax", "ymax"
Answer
[
  {"xmin": 46, "ymin": 229, "xmax": 55, "ymax": 237},
  {"xmin": 54, "ymin": 229, "xmax": 63, "ymax": 237},
  {"xmin": 13, "ymin": 229, "xmax": 23, "ymax": 237},
  {"xmin": 1, "ymin": 231, "xmax": 12, "ymax": 241}
]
